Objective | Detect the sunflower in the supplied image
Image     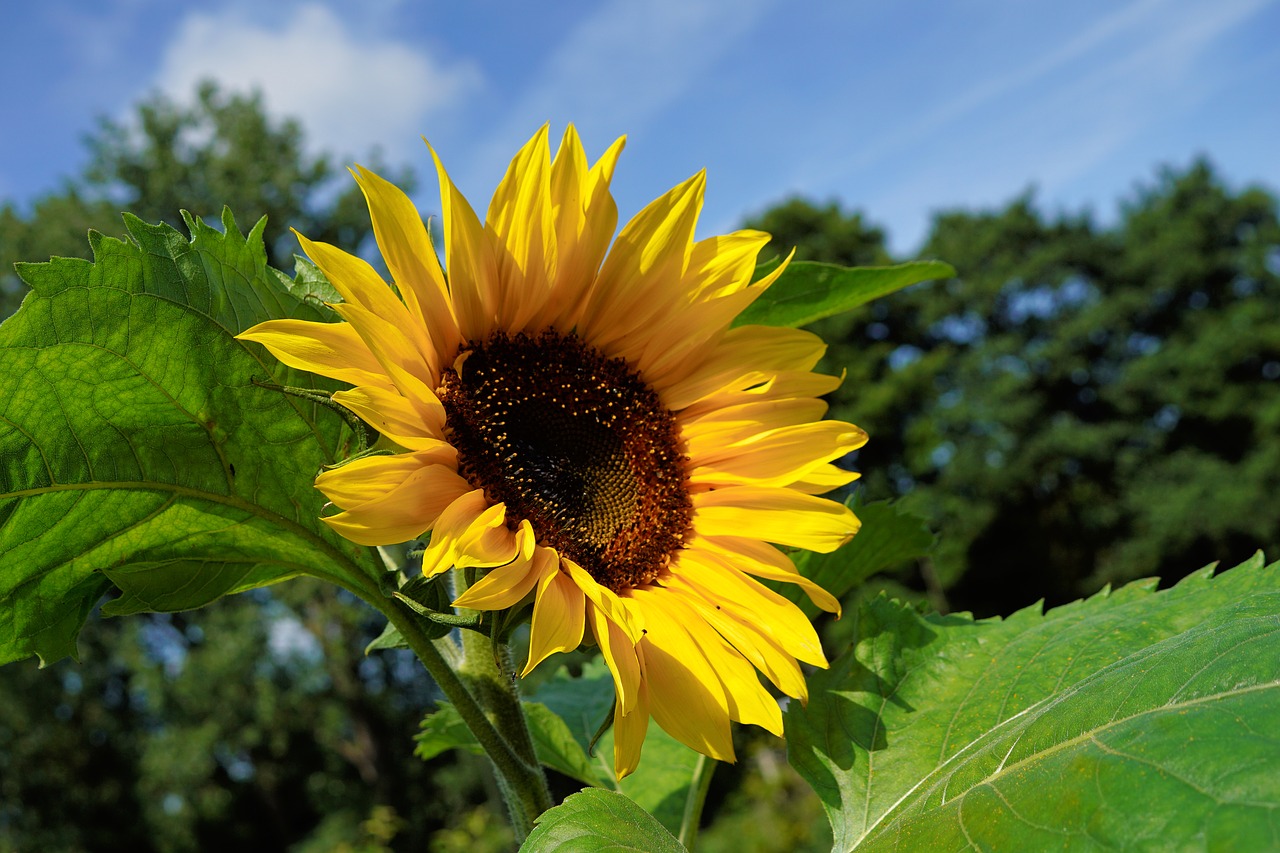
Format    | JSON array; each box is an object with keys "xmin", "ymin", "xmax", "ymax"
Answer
[{"xmin": 238, "ymin": 125, "xmax": 866, "ymax": 778}]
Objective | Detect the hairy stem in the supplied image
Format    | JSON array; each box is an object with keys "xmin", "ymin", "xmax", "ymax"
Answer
[
  {"xmin": 453, "ymin": 571, "xmax": 552, "ymax": 835},
  {"xmin": 337, "ymin": 560, "xmax": 549, "ymax": 841}
]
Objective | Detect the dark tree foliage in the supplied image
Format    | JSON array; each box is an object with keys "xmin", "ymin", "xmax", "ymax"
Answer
[{"xmin": 747, "ymin": 162, "xmax": 1280, "ymax": 616}]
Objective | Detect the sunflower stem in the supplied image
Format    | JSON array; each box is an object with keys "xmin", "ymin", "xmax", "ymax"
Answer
[
  {"xmin": 678, "ymin": 753, "xmax": 716, "ymax": 851},
  {"xmin": 453, "ymin": 569, "xmax": 554, "ymax": 835},
  {"xmin": 380, "ymin": 595, "xmax": 550, "ymax": 839}
]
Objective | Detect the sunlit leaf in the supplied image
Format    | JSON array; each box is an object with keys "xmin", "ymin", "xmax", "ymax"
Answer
[
  {"xmin": 739, "ymin": 260, "xmax": 954, "ymax": 328},
  {"xmin": 785, "ymin": 553, "xmax": 1280, "ymax": 851},
  {"xmin": 0, "ymin": 209, "xmax": 378, "ymax": 666}
]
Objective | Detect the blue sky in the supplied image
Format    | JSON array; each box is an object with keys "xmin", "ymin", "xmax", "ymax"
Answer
[{"xmin": 2, "ymin": 0, "xmax": 1277, "ymax": 255}]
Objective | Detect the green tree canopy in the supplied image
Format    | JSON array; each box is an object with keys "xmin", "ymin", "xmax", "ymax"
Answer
[
  {"xmin": 747, "ymin": 161, "xmax": 1280, "ymax": 616},
  {"xmin": 0, "ymin": 81, "xmax": 407, "ymax": 319}
]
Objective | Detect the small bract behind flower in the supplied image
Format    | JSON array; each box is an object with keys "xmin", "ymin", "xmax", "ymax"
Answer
[{"xmin": 237, "ymin": 125, "xmax": 867, "ymax": 778}]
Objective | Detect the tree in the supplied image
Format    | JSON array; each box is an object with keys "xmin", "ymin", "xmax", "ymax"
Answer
[
  {"xmin": 1, "ymin": 81, "xmax": 407, "ymax": 319},
  {"xmin": 745, "ymin": 163, "xmax": 1280, "ymax": 616}
]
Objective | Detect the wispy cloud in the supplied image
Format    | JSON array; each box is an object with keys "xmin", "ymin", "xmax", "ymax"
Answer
[
  {"xmin": 152, "ymin": 3, "xmax": 482, "ymax": 162},
  {"xmin": 455, "ymin": 0, "xmax": 775, "ymax": 190},
  {"xmin": 803, "ymin": 0, "xmax": 1275, "ymax": 251}
]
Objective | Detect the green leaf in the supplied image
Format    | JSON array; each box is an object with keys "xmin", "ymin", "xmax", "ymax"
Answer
[
  {"xmin": 364, "ymin": 621, "xmax": 408, "ymax": 654},
  {"xmin": 0, "ymin": 209, "xmax": 380, "ymax": 666},
  {"xmin": 736, "ymin": 260, "xmax": 954, "ymax": 328},
  {"xmin": 785, "ymin": 553, "xmax": 1280, "ymax": 852},
  {"xmin": 786, "ymin": 499, "xmax": 936, "ymax": 616},
  {"xmin": 521, "ymin": 789, "xmax": 684, "ymax": 853},
  {"xmin": 414, "ymin": 702, "xmax": 484, "ymax": 762}
]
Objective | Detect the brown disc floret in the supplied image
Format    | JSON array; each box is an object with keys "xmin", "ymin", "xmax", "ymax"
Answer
[{"xmin": 438, "ymin": 330, "xmax": 692, "ymax": 592}]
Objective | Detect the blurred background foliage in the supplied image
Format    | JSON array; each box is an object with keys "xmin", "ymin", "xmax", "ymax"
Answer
[{"xmin": 1, "ymin": 83, "xmax": 1276, "ymax": 850}]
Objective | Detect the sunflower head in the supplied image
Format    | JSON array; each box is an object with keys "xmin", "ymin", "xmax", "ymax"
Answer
[{"xmin": 238, "ymin": 125, "xmax": 867, "ymax": 778}]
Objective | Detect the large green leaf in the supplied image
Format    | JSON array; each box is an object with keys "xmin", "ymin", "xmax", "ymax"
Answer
[
  {"xmin": 521, "ymin": 788, "xmax": 683, "ymax": 853},
  {"xmin": 785, "ymin": 553, "xmax": 1280, "ymax": 851},
  {"xmin": 737, "ymin": 260, "xmax": 954, "ymax": 328},
  {"xmin": 0, "ymin": 210, "xmax": 379, "ymax": 666}
]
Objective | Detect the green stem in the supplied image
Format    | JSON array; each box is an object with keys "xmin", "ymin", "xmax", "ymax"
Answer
[
  {"xmin": 452, "ymin": 573, "xmax": 552, "ymax": 836},
  {"xmin": 384, "ymin": 599, "xmax": 551, "ymax": 838},
  {"xmin": 678, "ymin": 754, "xmax": 716, "ymax": 851},
  {"xmin": 325, "ymin": 555, "xmax": 546, "ymax": 841}
]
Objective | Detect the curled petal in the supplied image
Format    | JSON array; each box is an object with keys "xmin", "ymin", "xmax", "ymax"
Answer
[
  {"xmin": 452, "ymin": 522, "xmax": 543, "ymax": 610},
  {"xmin": 523, "ymin": 551, "xmax": 587, "ymax": 675},
  {"xmin": 612, "ymin": 666, "xmax": 650, "ymax": 781},
  {"xmin": 420, "ymin": 491, "xmax": 518, "ymax": 576},
  {"xmin": 331, "ymin": 385, "xmax": 446, "ymax": 449}
]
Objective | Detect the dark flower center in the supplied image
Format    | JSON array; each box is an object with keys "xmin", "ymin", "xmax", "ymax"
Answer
[{"xmin": 438, "ymin": 330, "xmax": 691, "ymax": 592}]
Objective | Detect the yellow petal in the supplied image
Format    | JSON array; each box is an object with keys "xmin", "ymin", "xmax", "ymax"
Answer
[
  {"xmin": 658, "ymin": 594, "xmax": 783, "ymax": 735},
  {"xmin": 630, "ymin": 588, "xmax": 735, "ymax": 761},
  {"xmin": 660, "ymin": 563, "xmax": 808, "ymax": 696},
  {"xmin": 612, "ymin": 672, "xmax": 650, "ymax": 781},
  {"xmin": 452, "ymin": 523, "xmax": 544, "ymax": 610},
  {"xmin": 583, "ymin": 593, "xmax": 642, "ymax": 715},
  {"xmin": 294, "ymin": 231, "xmax": 424, "ymax": 342},
  {"xmin": 428, "ymin": 140, "xmax": 501, "ymax": 342},
  {"xmin": 486, "ymin": 125, "xmax": 555, "ymax": 333},
  {"xmin": 680, "ymin": 398, "xmax": 829, "ymax": 447},
  {"xmin": 679, "ymin": 370, "xmax": 843, "ymax": 420},
  {"xmin": 315, "ymin": 446, "xmax": 455, "ymax": 508},
  {"xmin": 329, "ymin": 301, "xmax": 441, "ymax": 406},
  {"xmin": 578, "ymin": 171, "xmax": 705, "ymax": 352},
  {"xmin": 666, "ymin": 548, "xmax": 827, "ymax": 667},
  {"xmin": 523, "ymin": 552, "xmax": 587, "ymax": 675},
  {"xmin": 331, "ymin": 385, "xmax": 446, "ymax": 450},
  {"xmin": 695, "ymin": 534, "xmax": 842, "ymax": 616},
  {"xmin": 616, "ymin": 286, "xmax": 756, "ymax": 387},
  {"xmin": 683, "ymin": 230, "xmax": 773, "ymax": 301},
  {"xmin": 692, "ymin": 486, "xmax": 860, "ymax": 553},
  {"xmin": 320, "ymin": 460, "xmax": 471, "ymax": 546},
  {"xmin": 551, "ymin": 129, "xmax": 625, "ymax": 331},
  {"xmin": 659, "ymin": 325, "xmax": 827, "ymax": 410},
  {"xmin": 789, "ymin": 463, "xmax": 862, "ymax": 496},
  {"xmin": 688, "ymin": 421, "xmax": 868, "ymax": 488},
  {"xmin": 350, "ymin": 165, "xmax": 459, "ymax": 360},
  {"xmin": 561, "ymin": 560, "xmax": 642, "ymax": 642},
  {"xmin": 236, "ymin": 319, "xmax": 393, "ymax": 390},
  {"xmin": 420, "ymin": 491, "xmax": 516, "ymax": 576},
  {"xmin": 659, "ymin": 573, "xmax": 807, "ymax": 698}
]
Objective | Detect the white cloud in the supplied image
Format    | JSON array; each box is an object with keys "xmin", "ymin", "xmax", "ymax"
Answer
[{"xmin": 153, "ymin": 3, "xmax": 482, "ymax": 162}]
